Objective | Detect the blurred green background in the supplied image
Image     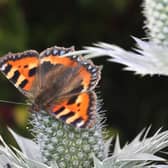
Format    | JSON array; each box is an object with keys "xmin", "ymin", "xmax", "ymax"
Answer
[{"xmin": 0, "ymin": 0, "xmax": 167, "ymax": 144}]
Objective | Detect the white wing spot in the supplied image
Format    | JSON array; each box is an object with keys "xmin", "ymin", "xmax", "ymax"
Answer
[
  {"xmin": 77, "ymin": 120, "xmax": 85, "ymax": 128},
  {"xmin": 0, "ymin": 64, "xmax": 7, "ymax": 71}
]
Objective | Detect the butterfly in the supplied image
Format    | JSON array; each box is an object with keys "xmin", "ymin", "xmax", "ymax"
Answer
[{"xmin": 0, "ymin": 46, "xmax": 101, "ymax": 128}]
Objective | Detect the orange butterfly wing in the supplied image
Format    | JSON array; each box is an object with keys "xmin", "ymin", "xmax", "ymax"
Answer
[
  {"xmin": 0, "ymin": 51, "xmax": 39, "ymax": 98},
  {"xmin": 46, "ymin": 92, "xmax": 97, "ymax": 128},
  {"xmin": 40, "ymin": 46, "xmax": 101, "ymax": 93}
]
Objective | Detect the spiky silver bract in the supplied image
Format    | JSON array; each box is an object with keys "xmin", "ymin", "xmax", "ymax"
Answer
[
  {"xmin": 94, "ymin": 128, "xmax": 168, "ymax": 168},
  {"xmin": 80, "ymin": 38, "xmax": 168, "ymax": 76},
  {"xmin": 0, "ymin": 131, "xmax": 52, "ymax": 168}
]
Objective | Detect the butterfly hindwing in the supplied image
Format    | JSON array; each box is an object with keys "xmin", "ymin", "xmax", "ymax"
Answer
[
  {"xmin": 46, "ymin": 91, "xmax": 97, "ymax": 128},
  {"xmin": 0, "ymin": 50, "xmax": 39, "ymax": 97}
]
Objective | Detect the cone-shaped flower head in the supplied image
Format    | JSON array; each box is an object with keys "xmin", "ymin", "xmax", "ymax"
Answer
[
  {"xmin": 143, "ymin": 0, "xmax": 168, "ymax": 46},
  {"xmin": 31, "ymin": 111, "xmax": 105, "ymax": 168}
]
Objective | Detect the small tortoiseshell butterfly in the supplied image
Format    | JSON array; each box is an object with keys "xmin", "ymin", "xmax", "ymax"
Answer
[{"xmin": 0, "ymin": 46, "xmax": 101, "ymax": 128}]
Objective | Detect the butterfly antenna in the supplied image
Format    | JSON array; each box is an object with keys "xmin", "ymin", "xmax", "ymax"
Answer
[{"xmin": 0, "ymin": 100, "xmax": 30, "ymax": 106}]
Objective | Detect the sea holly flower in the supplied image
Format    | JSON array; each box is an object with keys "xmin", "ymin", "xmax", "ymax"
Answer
[
  {"xmin": 0, "ymin": 127, "xmax": 168, "ymax": 167},
  {"xmin": 1, "ymin": 0, "xmax": 168, "ymax": 168},
  {"xmin": 30, "ymin": 110, "xmax": 105, "ymax": 168}
]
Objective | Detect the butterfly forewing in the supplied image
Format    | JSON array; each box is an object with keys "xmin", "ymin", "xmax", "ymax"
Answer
[
  {"xmin": 39, "ymin": 46, "xmax": 101, "ymax": 95},
  {"xmin": 0, "ymin": 51, "xmax": 39, "ymax": 99}
]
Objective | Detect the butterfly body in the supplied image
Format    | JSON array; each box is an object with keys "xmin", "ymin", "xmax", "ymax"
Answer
[{"xmin": 0, "ymin": 46, "xmax": 101, "ymax": 128}]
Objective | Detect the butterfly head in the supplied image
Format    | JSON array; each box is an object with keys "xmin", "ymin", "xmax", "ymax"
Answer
[{"xmin": 30, "ymin": 103, "xmax": 40, "ymax": 113}]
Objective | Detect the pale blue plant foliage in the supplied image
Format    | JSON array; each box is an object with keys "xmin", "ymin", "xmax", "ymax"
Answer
[
  {"xmin": 0, "ymin": 128, "xmax": 168, "ymax": 168},
  {"xmin": 0, "ymin": 129, "xmax": 58, "ymax": 168},
  {"xmin": 94, "ymin": 128, "xmax": 168, "ymax": 168},
  {"xmin": 78, "ymin": 37, "xmax": 168, "ymax": 76}
]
